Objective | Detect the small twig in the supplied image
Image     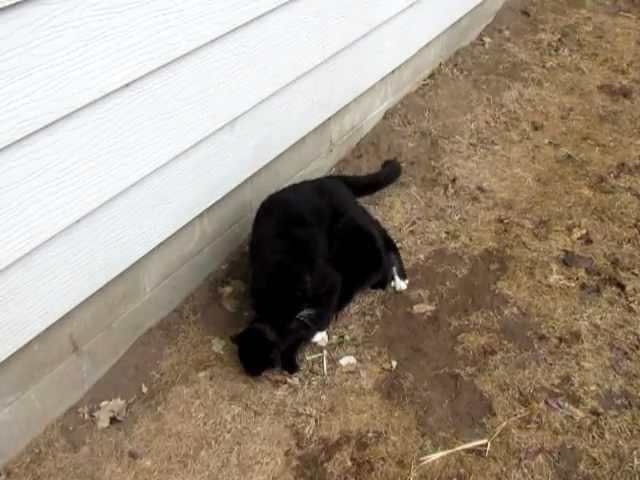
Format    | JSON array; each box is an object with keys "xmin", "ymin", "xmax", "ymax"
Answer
[
  {"xmin": 489, "ymin": 410, "xmax": 532, "ymax": 443},
  {"xmin": 410, "ymin": 187, "xmax": 426, "ymax": 206},
  {"xmin": 325, "ymin": 348, "xmax": 339, "ymax": 365},
  {"xmin": 419, "ymin": 409, "xmax": 533, "ymax": 467},
  {"xmin": 407, "ymin": 454, "xmax": 417, "ymax": 480},
  {"xmin": 305, "ymin": 353, "xmax": 323, "ymax": 360},
  {"xmin": 419, "ymin": 439, "xmax": 489, "ymax": 466},
  {"xmin": 401, "ymin": 218, "xmax": 418, "ymax": 233},
  {"xmin": 487, "ymin": 410, "xmax": 535, "ymax": 457},
  {"xmin": 322, "ymin": 349, "xmax": 328, "ymax": 376}
]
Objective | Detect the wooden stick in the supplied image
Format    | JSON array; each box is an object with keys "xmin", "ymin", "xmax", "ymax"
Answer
[
  {"xmin": 322, "ymin": 349, "xmax": 328, "ymax": 376},
  {"xmin": 418, "ymin": 439, "xmax": 489, "ymax": 466},
  {"xmin": 419, "ymin": 409, "xmax": 533, "ymax": 467}
]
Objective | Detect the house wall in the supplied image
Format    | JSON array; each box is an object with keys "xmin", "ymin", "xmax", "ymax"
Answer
[
  {"xmin": 0, "ymin": 0, "xmax": 425, "ymax": 363},
  {"xmin": 0, "ymin": 0, "xmax": 505, "ymax": 466}
]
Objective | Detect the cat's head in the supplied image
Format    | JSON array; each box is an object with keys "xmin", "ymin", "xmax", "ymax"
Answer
[{"xmin": 231, "ymin": 323, "xmax": 281, "ymax": 376}]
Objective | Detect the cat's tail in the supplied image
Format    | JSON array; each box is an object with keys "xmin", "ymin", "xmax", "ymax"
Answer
[{"xmin": 330, "ymin": 159, "xmax": 401, "ymax": 198}]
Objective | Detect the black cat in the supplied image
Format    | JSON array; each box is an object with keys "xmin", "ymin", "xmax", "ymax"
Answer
[{"xmin": 232, "ymin": 160, "xmax": 408, "ymax": 376}]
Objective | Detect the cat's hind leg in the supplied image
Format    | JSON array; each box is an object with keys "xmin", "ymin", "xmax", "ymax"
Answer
[
  {"xmin": 332, "ymin": 216, "xmax": 387, "ymax": 302},
  {"xmin": 298, "ymin": 263, "xmax": 342, "ymax": 348},
  {"xmin": 376, "ymin": 223, "xmax": 409, "ymax": 292},
  {"xmin": 390, "ymin": 265, "xmax": 408, "ymax": 292}
]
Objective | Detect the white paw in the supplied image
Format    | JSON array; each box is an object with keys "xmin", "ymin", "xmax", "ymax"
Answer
[
  {"xmin": 311, "ymin": 331, "xmax": 329, "ymax": 347},
  {"xmin": 392, "ymin": 277, "xmax": 408, "ymax": 291},
  {"xmin": 391, "ymin": 268, "xmax": 409, "ymax": 292}
]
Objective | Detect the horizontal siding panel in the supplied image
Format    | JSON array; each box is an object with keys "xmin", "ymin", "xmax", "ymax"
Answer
[
  {"xmin": 0, "ymin": 1, "xmax": 24, "ymax": 9},
  {"xmin": 0, "ymin": 0, "xmax": 291, "ymax": 148},
  {"xmin": 0, "ymin": 0, "xmax": 483, "ymax": 363},
  {"xmin": 0, "ymin": 0, "xmax": 415, "ymax": 271}
]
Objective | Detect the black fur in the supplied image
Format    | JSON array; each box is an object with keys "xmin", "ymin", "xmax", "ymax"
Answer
[{"xmin": 232, "ymin": 160, "xmax": 407, "ymax": 376}]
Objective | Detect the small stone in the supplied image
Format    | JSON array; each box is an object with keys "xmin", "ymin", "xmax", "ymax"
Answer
[
  {"xmin": 141, "ymin": 383, "xmax": 148, "ymax": 395},
  {"xmin": 390, "ymin": 360, "xmax": 398, "ymax": 371},
  {"xmin": 338, "ymin": 356, "xmax": 357, "ymax": 367}
]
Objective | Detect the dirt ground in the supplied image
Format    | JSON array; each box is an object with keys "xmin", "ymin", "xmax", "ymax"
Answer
[{"xmin": 7, "ymin": 0, "xmax": 640, "ymax": 478}]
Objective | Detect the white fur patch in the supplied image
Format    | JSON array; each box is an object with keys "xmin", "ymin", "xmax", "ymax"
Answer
[
  {"xmin": 391, "ymin": 267, "xmax": 409, "ymax": 292},
  {"xmin": 296, "ymin": 308, "xmax": 316, "ymax": 321},
  {"xmin": 311, "ymin": 330, "xmax": 329, "ymax": 347}
]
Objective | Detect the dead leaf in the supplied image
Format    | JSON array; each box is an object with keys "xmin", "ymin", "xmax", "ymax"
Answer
[
  {"xmin": 383, "ymin": 359, "xmax": 399, "ymax": 371},
  {"xmin": 218, "ymin": 280, "xmax": 245, "ymax": 312},
  {"xmin": 412, "ymin": 303, "xmax": 435, "ymax": 315},
  {"xmin": 211, "ymin": 337, "xmax": 226, "ymax": 354},
  {"xmin": 561, "ymin": 250, "xmax": 595, "ymax": 271},
  {"xmin": 570, "ymin": 228, "xmax": 592, "ymax": 245},
  {"xmin": 545, "ymin": 397, "xmax": 585, "ymax": 420},
  {"xmin": 93, "ymin": 398, "xmax": 128, "ymax": 430},
  {"xmin": 218, "ymin": 285, "xmax": 238, "ymax": 312},
  {"xmin": 78, "ymin": 405, "xmax": 91, "ymax": 420},
  {"xmin": 287, "ymin": 377, "xmax": 301, "ymax": 386}
]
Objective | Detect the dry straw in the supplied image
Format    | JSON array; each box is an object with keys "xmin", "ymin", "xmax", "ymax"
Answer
[{"xmin": 418, "ymin": 410, "xmax": 532, "ymax": 467}]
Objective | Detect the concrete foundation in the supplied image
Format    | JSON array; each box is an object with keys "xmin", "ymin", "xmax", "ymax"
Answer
[{"xmin": 0, "ymin": 0, "xmax": 505, "ymax": 466}]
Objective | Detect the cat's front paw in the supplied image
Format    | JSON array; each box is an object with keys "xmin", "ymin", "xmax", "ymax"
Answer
[
  {"xmin": 391, "ymin": 276, "xmax": 409, "ymax": 292},
  {"xmin": 311, "ymin": 330, "xmax": 329, "ymax": 347}
]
